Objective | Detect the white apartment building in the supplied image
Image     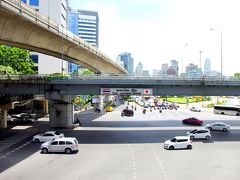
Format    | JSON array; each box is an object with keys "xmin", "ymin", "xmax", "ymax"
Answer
[{"xmin": 21, "ymin": 0, "xmax": 69, "ymax": 74}]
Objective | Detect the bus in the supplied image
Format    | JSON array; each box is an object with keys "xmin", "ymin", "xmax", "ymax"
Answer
[{"xmin": 214, "ymin": 105, "xmax": 240, "ymax": 116}]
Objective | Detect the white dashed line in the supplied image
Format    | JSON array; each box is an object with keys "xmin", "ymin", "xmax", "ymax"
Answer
[
  {"xmin": 0, "ymin": 140, "xmax": 31, "ymax": 160},
  {"xmin": 148, "ymin": 144, "xmax": 168, "ymax": 180}
]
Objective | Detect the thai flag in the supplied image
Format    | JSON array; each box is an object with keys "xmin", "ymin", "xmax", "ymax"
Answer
[{"xmin": 101, "ymin": 88, "xmax": 111, "ymax": 94}]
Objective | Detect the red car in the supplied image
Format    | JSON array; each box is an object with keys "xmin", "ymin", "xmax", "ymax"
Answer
[{"xmin": 182, "ymin": 117, "xmax": 203, "ymax": 125}]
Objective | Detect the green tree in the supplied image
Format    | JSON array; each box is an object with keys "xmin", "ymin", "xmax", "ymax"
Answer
[
  {"xmin": 0, "ymin": 65, "xmax": 18, "ymax": 74},
  {"xmin": 0, "ymin": 46, "xmax": 36, "ymax": 74},
  {"xmin": 79, "ymin": 68, "xmax": 94, "ymax": 75},
  {"xmin": 234, "ymin": 73, "xmax": 240, "ymax": 78}
]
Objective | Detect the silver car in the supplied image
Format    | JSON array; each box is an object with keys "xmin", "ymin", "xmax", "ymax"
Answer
[
  {"xmin": 205, "ymin": 122, "xmax": 230, "ymax": 132},
  {"xmin": 41, "ymin": 137, "xmax": 78, "ymax": 154},
  {"xmin": 33, "ymin": 131, "xmax": 64, "ymax": 143}
]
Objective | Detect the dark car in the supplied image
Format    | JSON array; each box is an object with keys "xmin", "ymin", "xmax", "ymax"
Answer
[
  {"xmin": 121, "ymin": 109, "xmax": 134, "ymax": 117},
  {"xmin": 182, "ymin": 117, "xmax": 203, "ymax": 125}
]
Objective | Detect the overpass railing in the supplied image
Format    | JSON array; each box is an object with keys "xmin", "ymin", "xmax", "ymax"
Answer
[
  {"xmin": 1, "ymin": 74, "xmax": 240, "ymax": 83},
  {"xmin": 0, "ymin": 0, "xmax": 127, "ymax": 73}
]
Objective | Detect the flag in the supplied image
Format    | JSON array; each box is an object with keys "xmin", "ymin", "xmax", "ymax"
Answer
[
  {"xmin": 144, "ymin": 89, "xmax": 152, "ymax": 95},
  {"xmin": 101, "ymin": 88, "xmax": 111, "ymax": 94}
]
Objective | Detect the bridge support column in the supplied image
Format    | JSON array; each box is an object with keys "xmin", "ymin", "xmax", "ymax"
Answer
[
  {"xmin": 0, "ymin": 108, "xmax": 7, "ymax": 128},
  {"xmin": 49, "ymin": 102, "xmax": 74, "ymax": 128},
  {"xmin": 45, "ymin": 92, "xmax": 74, "ymax": 128}
]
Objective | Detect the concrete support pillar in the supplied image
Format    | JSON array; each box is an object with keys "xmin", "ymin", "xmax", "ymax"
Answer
[
  {"xmin": 0, "ymin": 108, "xmax": 7, "ymax": 128},
  {"xmin": 49, "ymin": 102, "xmax": 74, "ymax": 128},
  {"xmin": 99, "ymin": 95, "xmax": 104, "ymax": 111}
]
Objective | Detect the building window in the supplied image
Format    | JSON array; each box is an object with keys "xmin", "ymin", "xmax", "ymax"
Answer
[
  {"xmin": 31, "ymin": 55, "xmax": 38, "ymax": 63},
  {"xmin": 29, "ymin": 0, "xmax": 39, "ymax": 6}
]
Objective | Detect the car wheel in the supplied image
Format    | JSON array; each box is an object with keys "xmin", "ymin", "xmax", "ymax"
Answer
[
  {"xmin": 65, "ymin": 148, "xmax": 72, "ymax": 154},
  {"xmin": 42, "ymin": 148, "xmax": 48, "ymax": 154},
  {"xmin": 187, "ymin": 145, "xmax": 192, "ymax": 149},
  {"xmin": 205, "ymin": 135, "xmax": 210, "ymax": 140},
  {"xmin": 34, "ymin": 139, "xmax": 40, "ymax": 143},
  {"xmin": 169, "ymin": 146, "xmax": 174, "ymax": 150},
  {"xmin": 190, "ymin": 136, "xmax": 194, "ymax": 140},
  {"xmin": 236, "ymin": 113, "xmax": 240, "ymax": 116},
  {"xmin": 223, "ymin": 128, "xmax": 227, "ymax": 132}
]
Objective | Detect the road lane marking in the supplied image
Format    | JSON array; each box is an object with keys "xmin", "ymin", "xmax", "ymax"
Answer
[
  {"xmin": 0, "ymin": 140, "xmax": 31, "ymax": 160},
  {"xmin": 148, "ymin": 144, "xmax": 168, "ymax": 180}
]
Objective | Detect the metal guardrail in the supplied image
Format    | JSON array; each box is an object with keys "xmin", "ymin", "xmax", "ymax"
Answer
[
  {"xmin": 1, "ymin": 74, "xmax": 240, "ymax": 82},
  {"xmin": 0, "ymin": 0, "xmax": 127, "ymax": 73}
]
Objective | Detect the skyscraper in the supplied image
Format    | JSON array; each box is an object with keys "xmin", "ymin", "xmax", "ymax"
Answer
[
  {"xmin": 170, "ymin": 59, "xmax": 179, "ymax": 76},
  {"xmin": 135, "ymin": 62, "xmax": 143, "ymax": 76},
  {"xmin": 68, "ymin": 9, "xmax": 99, "ymax": 72},
  {"xmin": 21, "ymin": 0, "xmax": 69, "ymax": 74},
  {"xmin": 117, "ymin": 52, "xmax": 134, "ymax": 75},
  {"xmin": 204, "ymin": 58, "xmax": 211, "ymax": 75}
]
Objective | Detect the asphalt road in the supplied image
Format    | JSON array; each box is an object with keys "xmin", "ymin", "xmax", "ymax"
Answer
[{"xmin": 0, "ymin": 105, "xmax": 240, "ymax": 180}]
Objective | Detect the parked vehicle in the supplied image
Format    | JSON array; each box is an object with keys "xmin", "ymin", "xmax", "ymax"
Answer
[
  {"xmin": 182, "ymin": 117, "xmax": 203, "ymax": 125},
  {"xmin": 33, "ymin": 131, "xmax": 64, "ymax": 143},
  {"xmin": 190, "ymin": 107, "xmax": 201, "ymax": 112},
  {"xmin": 164, "ymin": 136, "xmax": 192, "ymax": 150},
  {"xmin": 205, "ymin": 122, "xmax": 230, "ymax": 132},
  {"xmin": 41, "ymin": 137, "xmax": 78, "ymax": 154},
  {"xmin": 185, "ymin": 129, "xmax": 211, "ymax": 140},
  {"xmin": 121, "ymin": 109, "xmax": 134, "ymax": 117}
]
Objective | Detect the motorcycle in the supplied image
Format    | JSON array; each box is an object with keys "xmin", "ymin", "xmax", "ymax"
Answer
[{"xmin": 143, "ymin": 109, "xmax": 146, "ymax": 114}]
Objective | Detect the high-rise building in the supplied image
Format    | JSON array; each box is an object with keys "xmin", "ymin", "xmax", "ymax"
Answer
[
  {"xmin": 21, "ymin": 0, "xmax": 69, "ymax": 74},
  {"xmin": 68, "ymin": 9, "xmax": 99, "ymax": 72},
  {"xmin": 161, "ymin": 63, "xmax": 168, "ymax": 76},
  {"xmin": 135, "ymin": 62, "xmax": 143, "ymax": 76},
  {"xmin": 117, "ymin": 52, "xmax": 134, "ymax": 75},
  {"xmin": 170, "ymin": 59, "xmax": 179, "ymax": 75},
  {"xmin": 185, "ymin": 63, "xmax": 202, "ymax": 78},
  {"xmin": 204, "ymin": 58, "xmax": 211, "ymax": 75}
]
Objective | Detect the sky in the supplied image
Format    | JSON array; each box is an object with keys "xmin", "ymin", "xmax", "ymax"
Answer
[{"xmin": 69, "ymin": 0, "xmax": 240, "ymax": 76}]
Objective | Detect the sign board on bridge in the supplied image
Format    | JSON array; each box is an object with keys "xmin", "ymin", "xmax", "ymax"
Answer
[{"xmin": 101, "ymin": 88, "xmax": 153, "ymax": 95}]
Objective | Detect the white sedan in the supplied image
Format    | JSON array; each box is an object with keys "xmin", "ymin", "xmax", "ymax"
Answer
[
  {"xmin": 32, "ymin": 131, "xmax": 64, "ymax": 143},
  {"xmin": 205, "ymin": 122, "xmax": 230, "ymax": 132}
]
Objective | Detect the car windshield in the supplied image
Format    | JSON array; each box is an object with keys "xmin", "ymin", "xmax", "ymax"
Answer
[{"xmin": 54, "ymin": 131, "xmax": 60, "ymax": 135}]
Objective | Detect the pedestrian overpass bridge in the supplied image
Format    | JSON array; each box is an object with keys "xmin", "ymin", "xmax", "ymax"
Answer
[
  {"xmin": 0, "ymin": 0, "xmax": 127, "ymax": 74},
  {"xmin": 1, "ymin": 75, "xmax": 240, "ymax": 96},
  {"xmin": 1, "ymin": 74, "xmax": 240, "ymax": 128}
]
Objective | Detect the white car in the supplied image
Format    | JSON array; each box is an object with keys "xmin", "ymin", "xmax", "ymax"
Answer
[
  {"xmin": 190, "ymin": 107, "xmax": 201, "ymax": 112},
  {"xmin": 33, "ymin": 131, "xmax": 64, "ymax": 143},
  {"xmin": 186, "ymin": 129, "xmax": 211, "ymax": 140},
  {"xmin": 41, "ymin": 137, "xmax": 78, "ymax": 154},
  {"xmin": 205, "ymin": 122, "xmax": 230, "ymax": 132},
  {"xmin": 164, "ymin": 136, "xmax": 192, "ymax": 150}
]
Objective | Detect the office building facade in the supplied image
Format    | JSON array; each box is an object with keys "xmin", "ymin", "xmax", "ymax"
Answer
[
  {"xmin": 21, "ymin": 0, "xmax": 69, "ymax": 74},
  {"xmin": 68, "ymin": 9, "xmax": 99, "ymax": 73},
  {"xmin": 117, "ymin": 52, "xmax": 134, "ymax": 75},
  {"xmin": 135, "ymin": 62, "xmax": 143, "ymax": 76},
  {"xmin": 204, "ymin": 58, "xmax": 211, "ymax": 75}
]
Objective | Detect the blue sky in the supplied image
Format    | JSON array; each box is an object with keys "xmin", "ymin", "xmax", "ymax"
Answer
[{"xmin": 69, "ymin": 0, "xmax": 240, "ymax": 76}]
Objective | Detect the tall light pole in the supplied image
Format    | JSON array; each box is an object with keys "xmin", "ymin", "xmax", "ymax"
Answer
[
  {"xmin": 199, "ymin": 50, "xmax": 202, "ymax": 70},
  {"xmin": 210, "ymin": 28, "xmax": 223, "ymax": 78}
]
